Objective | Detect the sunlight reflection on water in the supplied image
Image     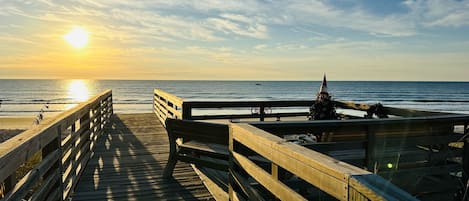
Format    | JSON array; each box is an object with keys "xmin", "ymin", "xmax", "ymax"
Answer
[{"xmin": 65, "ymin": 80, "xmax": 91, "ymax": 110}]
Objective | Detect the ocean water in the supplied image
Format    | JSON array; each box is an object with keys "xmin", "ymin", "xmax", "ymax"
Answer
[{"xmin": 1, "ymin": 79, "xmax": 469, "ymax": 117}]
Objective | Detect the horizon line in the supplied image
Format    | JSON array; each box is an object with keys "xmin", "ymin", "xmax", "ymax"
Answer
[{"xmin": 1, "ymin": 78, "xmax": 469, "ymax": 82}]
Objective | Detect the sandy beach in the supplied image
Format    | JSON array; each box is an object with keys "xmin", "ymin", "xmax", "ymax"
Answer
[
  {"xmin": 0, "ymin": 117, "xmax": 33, "ymax": 143},
  {"xmin": 0, "ymin": 116, "xmax": 36, "ymax": 130}
]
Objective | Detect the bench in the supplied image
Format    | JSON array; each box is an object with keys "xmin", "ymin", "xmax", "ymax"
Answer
[{"xmin": 163, "ymin": 119, "xmax": 230, "ymax": 178}]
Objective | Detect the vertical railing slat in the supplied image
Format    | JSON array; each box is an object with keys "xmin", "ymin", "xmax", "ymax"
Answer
[{"xmin": 0, "ymin": 90, "xmax": 112, "ymax": 201}]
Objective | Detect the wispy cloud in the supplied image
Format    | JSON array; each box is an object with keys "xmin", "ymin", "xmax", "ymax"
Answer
[
  {"xmin": 404, "ymin": 0, "xmax": 469, "ymax": 27},
  {"xmin": 1, "ymin": 0, "xmax": 469, "ymax": 80}
]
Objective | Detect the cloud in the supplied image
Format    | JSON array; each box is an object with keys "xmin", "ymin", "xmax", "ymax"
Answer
[
  {"xmin": 280, "ymin": 1, "xmax": 417, "ymax": 36},
  {"xmin": 404, "ymin": 0, "xmax": 469, "ymax": 27},
  {"xmin": 254, "ymin": 44, "xmax": 267, "ymax": 50},
  {"xmin": 0, "ymin": 34, "xmax": 37, "ymax": 45},
  {"xmin": 207, "ymin": 15, "xmax": 268, "ymax": 39}
]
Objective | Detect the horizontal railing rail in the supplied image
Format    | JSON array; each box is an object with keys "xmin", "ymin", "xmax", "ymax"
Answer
[
  {"xmin": 246, "ymin": 115, "xmax": 469, "ymax": 172},
  {"xmin": 0, "ymin": 90, "xmax": 113, "ymax": 201},
  {"xmin": 247, "ymin": 114, "xmax": 469, "ymax": 135},
  {"xmin": 153, "ymin": 88, "xmax": 457, "ymax": 125},
  {"xmin": 229, "ymin": 124, "xmax": 419, "ymax": 201},
  {"xmin": 153, "ymin": 89, "xmax": 185, "ymax": 125},
  {"xmin": 184, "ymin": 100, "xmax": 313, "ymax": 121}
]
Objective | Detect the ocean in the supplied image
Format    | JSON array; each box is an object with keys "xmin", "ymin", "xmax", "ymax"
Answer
[{"xmin": 1, "ymin": 79, "xmax": 469, "ymax": 117}]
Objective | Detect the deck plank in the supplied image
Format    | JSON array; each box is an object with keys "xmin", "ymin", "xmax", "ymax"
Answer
[{"xmin": 72, "ymin": 113, "xmax": 213, "ymax": 201}]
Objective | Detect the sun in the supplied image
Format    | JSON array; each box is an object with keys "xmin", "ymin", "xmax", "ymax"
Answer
[{"xmin": 64, "ymin": 27, "xmax": 89, "ymax": 49}]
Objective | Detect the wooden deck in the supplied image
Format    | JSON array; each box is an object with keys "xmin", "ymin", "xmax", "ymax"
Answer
[{"xmin": 71, "ymin": 113, "xmax": 213, "ymax": 201}]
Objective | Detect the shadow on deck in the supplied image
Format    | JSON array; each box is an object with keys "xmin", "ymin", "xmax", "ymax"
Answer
[{"xmin": 72, "ymin": 113, "xmax": 213, "ymax": 201}]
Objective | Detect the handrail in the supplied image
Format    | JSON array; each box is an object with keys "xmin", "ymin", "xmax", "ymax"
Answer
[
  {"xmin": 248, "ymin": 114, "xmax": 469, "ymax": 135},
  {"xmin": 0, "ymin": 90, "xmax": 113, "ymax": 200},
  {"xmin": 153, "ymin": 88, "xmax": 457, "ymax": 125},
  {"xmin": 229, "ymin": 124, "xmax": 418, "ymax": 200},
  {"xmin": 184, "ymin": 100, "xmax": 313, "ymax": 121},
  {"xmin": 153, "ymin": 89, "xmax": 184, "ymax": 125}
]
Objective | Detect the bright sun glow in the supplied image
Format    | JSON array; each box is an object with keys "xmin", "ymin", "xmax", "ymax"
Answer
[
  {"xmin": 68, "ymin": 80, "xmax": 90, "ymax": 102},
  {"xmin": 64, "ymin": 27, "xmax": 89, "ymax": 49}
]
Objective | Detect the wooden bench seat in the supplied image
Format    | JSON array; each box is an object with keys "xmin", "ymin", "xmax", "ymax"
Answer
[{"xmin": 163, "ymin": 119, "xmax": 230, "ymax": 178}]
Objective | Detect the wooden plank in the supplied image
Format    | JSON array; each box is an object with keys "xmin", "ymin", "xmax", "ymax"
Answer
[
  {"xmin": 229, "ymin": 169, "xmax": 265, "ymax": 201},
  {"xmin": 190, "ymin": 112, "xmax": 309, "ymax": 120},
  {"xmin": 3, "ymin": 150, "xmax": 60, "ymax": 200},
  {"xmin": 192, "ymin": 166, "xmax": 229, "ymax": 201},
  {"xmin": 231, "ymin": 124, "xmax": 366, "ymax": 200},
  {"xmin": 28, "ymin": 169, "xmax": 60, "ymax": 201},
  {"xmin": 154, "ymin": 96, "xmax": 182, "ymax": 119},
  {"xmin": 166, "ymin": 119, "xmax": 229, "ymax": 144},
  {"xmin": 232, "ymin": 152, "xmax": 306, "ymax": 201},
  {"xmin": 248, "ymin": 115, "xmax": 469, "ymax": 136},
  {"xmin": 154, "ymin": 89, "xmax": 184, "ymax": 107},
  {"xmin": 0, "ymin": 90, "xmax": 112, "ymax": 183},
  {"xmin": 72, "ymin": 113, "xmax": 213, "ymax": 200},
  {"xmin": 183, "ymin": 100, "xmax": 313, "ymax": 108}
]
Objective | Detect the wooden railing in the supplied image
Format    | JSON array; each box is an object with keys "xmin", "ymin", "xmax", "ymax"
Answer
[
  {"xmin": 248, "ymin": 115, "xmax": 469, "ymax": 172},
  {"xmin": 154, "ymin": 88, "xmax": 455, "ymax": 124},
  {"xmin": 229, "ymin": 124, "xmax": 419, "ymax": 201},
  {"xmin": 153, "ymin": 89, "xmax": 185, "ymax": 125},
  {"xmin": 153, "ymin": 89, "xmax": 469, "ymax": 200},
  {"xmin": 153, "ymin": 89, "xmax": 314, "ymax": 123},
  {"xmin": 0, "ymin": 90, "xmax": 113, "ymax": 201}
]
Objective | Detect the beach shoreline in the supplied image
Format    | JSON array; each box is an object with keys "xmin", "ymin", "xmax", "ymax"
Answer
[{"xmin": 0, "ymin": 116, "xmax": 36, "ymax": 130}]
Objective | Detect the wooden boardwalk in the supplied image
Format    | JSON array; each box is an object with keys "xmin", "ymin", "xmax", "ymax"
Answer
[{"xmin": 72, "ymin": 113, "xmax": 213, "ymax": 201}]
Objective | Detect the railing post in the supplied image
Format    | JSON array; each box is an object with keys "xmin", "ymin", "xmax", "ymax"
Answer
[
  {"xmin": 463, "ymin": 139, "xmax": 469, "ymax": 186},
  {"xmin": 109, "ymin": 94, "xmax": 113, "ymax": 116},
  {"xmin": 42, "ymin": 125, "xmax": 63, "ymax": 201},
  {"xmin": 271, "ymin": 163, "xmax": 278, "ymax": 180},
  {"xmin": 182, "ymin": 102, "xmax": 192, "ymax": 120},
  {"xmin": 228, "ymin": 125, "xmax": 234, "ymax": 200},
  {"xmin": 259, "ymin": 104, "xmax": 265, "ymax": 121}
]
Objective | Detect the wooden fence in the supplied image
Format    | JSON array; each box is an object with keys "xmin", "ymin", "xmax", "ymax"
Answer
[
  {"xmin": 153, "ymin": 88, "xmax": 469, "ymax": 200},
  {"xmin": 153, "ymin": 88, "xmax": 454, "ymax": 125},
  {"xmin": 0, "ymin": 90, "xmax": 113, "ymax": 201},
  {"xmin": 229, "ymin": 123, "xmax": 419, "ymax": 200}
]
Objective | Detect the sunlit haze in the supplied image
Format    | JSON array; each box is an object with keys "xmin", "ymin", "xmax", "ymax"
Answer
[
  {"xmin": 64, "ymin": 27, "xmax": 89, "ymax": 49},
  {"xmin": 1, "ymin": 1, "xmax": 469, "ymax": 81}
]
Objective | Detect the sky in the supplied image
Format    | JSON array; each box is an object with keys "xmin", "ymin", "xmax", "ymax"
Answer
[{"xmin": 0, "ymin": 0, "xmax": 469, "ymax": 81}]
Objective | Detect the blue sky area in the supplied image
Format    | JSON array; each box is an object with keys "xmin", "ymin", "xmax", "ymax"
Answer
[{"xmin": 0, "ymin": 0, "xmax": 468, "ymax": 80}]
